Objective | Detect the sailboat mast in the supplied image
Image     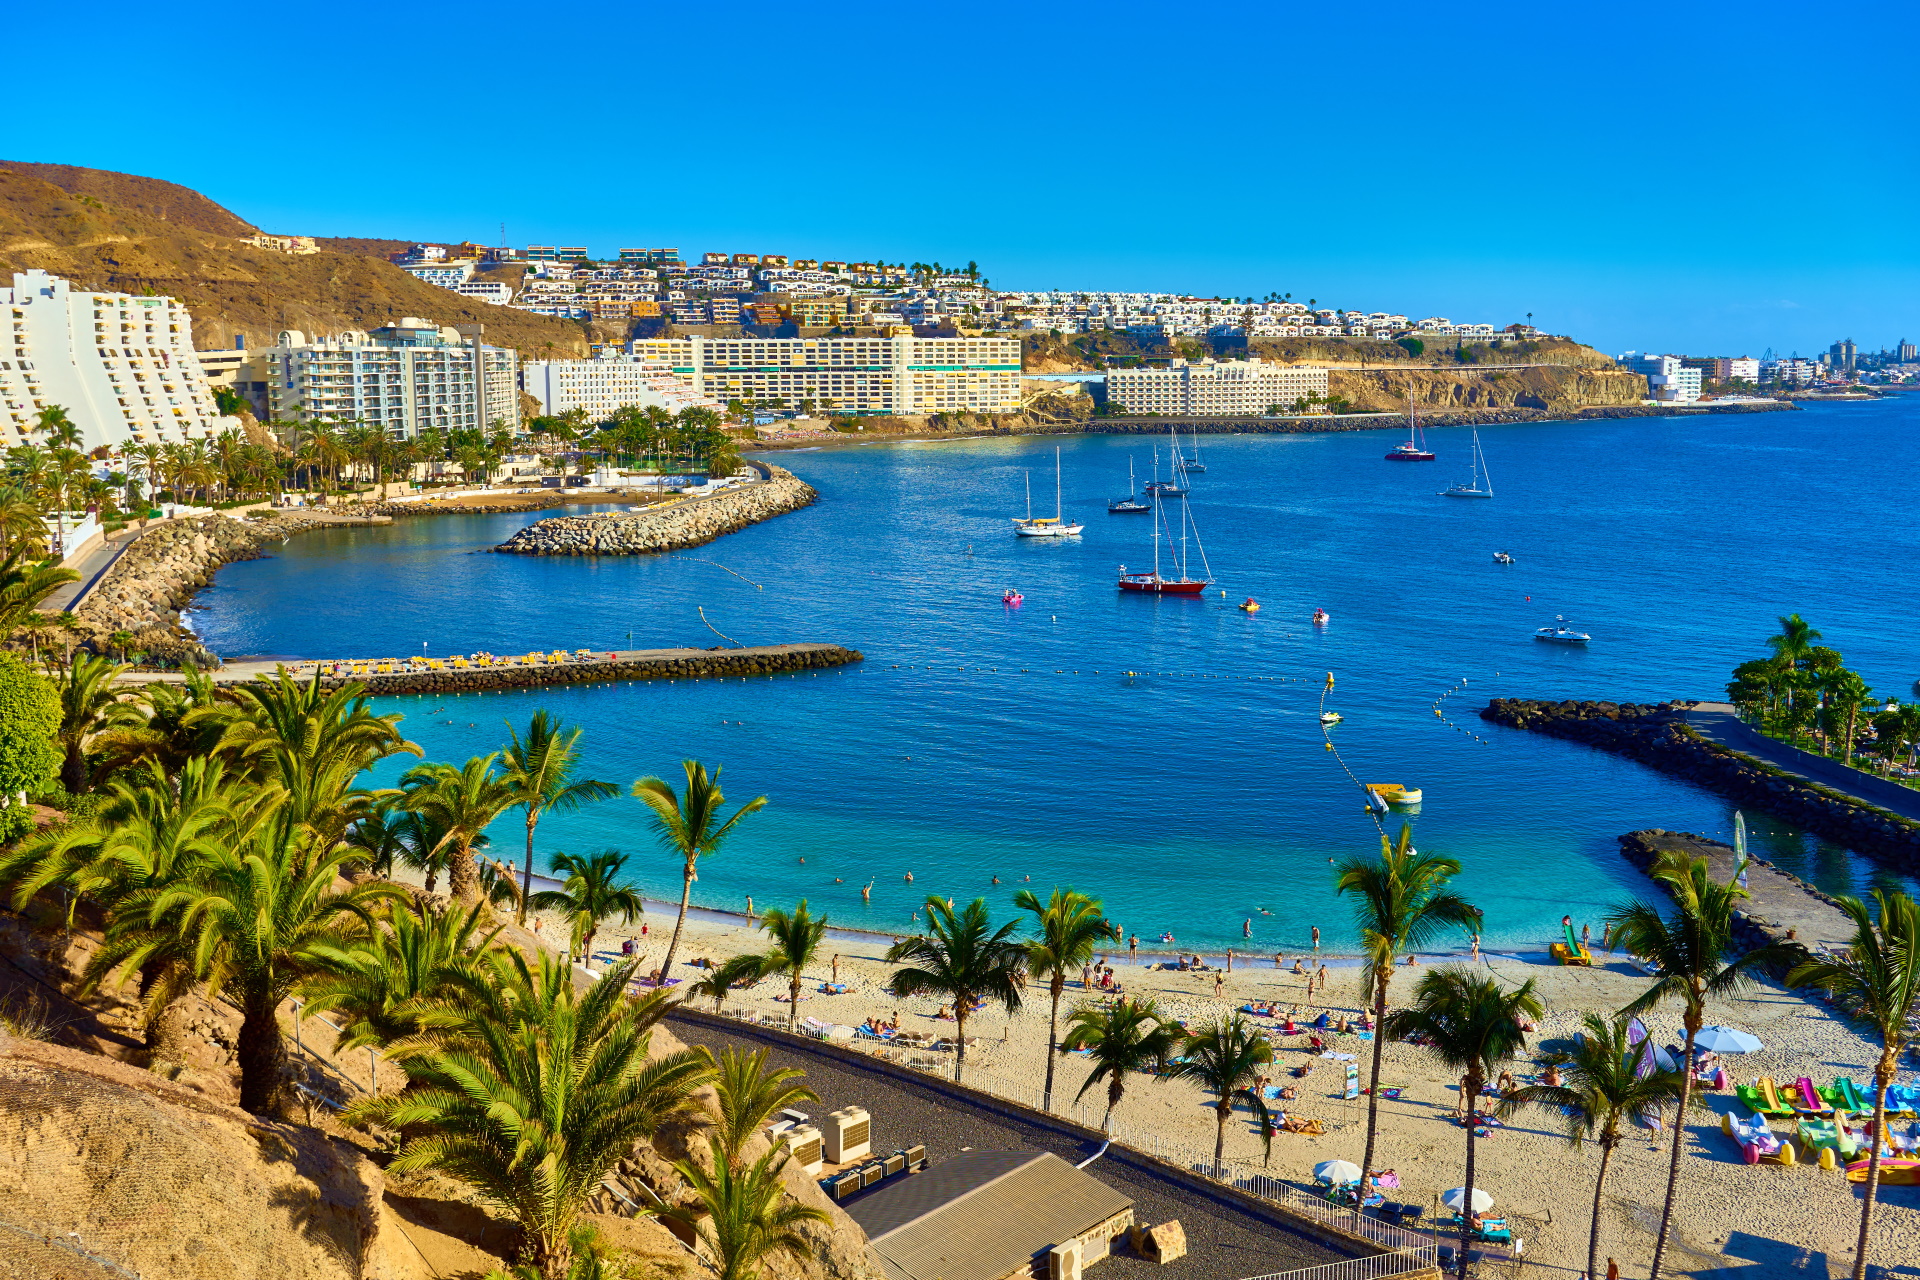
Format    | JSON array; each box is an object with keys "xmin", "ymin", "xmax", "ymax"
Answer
[
  {"xmin": 1055, "ymin": 446, "xmax": 1062, "ymax": 520},
  {"xmin": 1024, "ymin": 472, "xmax": 1032, "ymax": 521}
]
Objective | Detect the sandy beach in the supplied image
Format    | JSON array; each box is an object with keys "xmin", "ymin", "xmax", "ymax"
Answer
[{"xmin": 525, "ymin": 897, "xmax": 1919, "ymax": 1280}]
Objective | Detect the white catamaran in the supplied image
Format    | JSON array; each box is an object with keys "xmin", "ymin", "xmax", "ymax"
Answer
[{"xmin": 1013, "ymin": 447, "xmax": 1084, "ymax": 537}]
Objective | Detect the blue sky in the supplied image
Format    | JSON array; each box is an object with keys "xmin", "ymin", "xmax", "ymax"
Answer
[{"xmin": 12, "ymin": 2, "xmax": 1916, "ymax": 356}]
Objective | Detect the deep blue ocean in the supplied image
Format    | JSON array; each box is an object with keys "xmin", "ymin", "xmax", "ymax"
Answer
[{"xmin": 190, "ymin": 399, "xmax": 1920, "ymax": 953}]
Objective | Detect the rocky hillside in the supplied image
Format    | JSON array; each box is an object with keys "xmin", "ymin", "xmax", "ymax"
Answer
[
  {"xmin": 1328, "ymin": 362, "xmax": 1646, "ymax": 413},
  {"xmin": 0, "ymin": 163, "xmax": 589, "ymax": 356}
]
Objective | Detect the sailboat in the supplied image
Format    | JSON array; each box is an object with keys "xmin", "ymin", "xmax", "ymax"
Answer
[
  {"xmin": 1144, "ymin": 429, "xmax": 1189, "ymax": 495},
  {"xmin": 1117, "ymin": 481, "xmax": 1214, "ymax": 594},
  {"xmin": 1176, "ymin": 432, "xmax": 1206, "ymax": 474},
  {"xmin": 1385, "ymin": 392, "xmax": 1435, "ymax": 461},
  {"xmin": 1109, "ymin": 456, "xmax": 1152, "ymax": 513},
  {"xmin": 1013, "ymin": 447, "xmax": 1084, "ymax": 537},
  {"xmin": 1439, "ymin": 429, "xmax": 1494, "ymax": 498}
]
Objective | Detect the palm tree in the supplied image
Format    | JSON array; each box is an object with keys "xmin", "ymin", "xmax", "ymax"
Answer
[
  {"xmin": 703, "ymin": 1045, "xmax": 820, "ymax": 1169},
  {"xmin": 1163, "ymin": 1016, "xmax": 1273, "ymax": 1173},
  {"xmin": 1819, "ymin": 668, "xmax": 1874, "ymax": 761},
  {"xmin": 394, "ymin": 754, "xmax": 519, "ymax": 904},
  {"xmin": 1382, "ymin": 968, "xmax": 1541, "ymax": 1279},
  {"xmin": 141, "ymin": 821, "xmax": 402, "ymax": 1113},
  {"xmin": 305, "ymin": 898, "xmax": 502, "ymax": 1052},
  {"xmin": 1607, "ymin": 852, "xmax": 1784, "ymax": 1280},
  {"xmin": 350, "ymin": 955, "xmax": 713, "ymax": 1279},
  {"xmin": 53, "ymin": 653, "xmax": 141, "ymax": 793},
  {"xmin": 1785, "ymin": 891, "xmax": 1920, "ymax": 1280},
  {"xmin": 1334, "ymin": 826, "xmax": 1478, "ymax": 1180},
  {"xmin": 528, "ymin": 848, "xmax": 644, "ymax": 964},
  {"xmin": 344, "ymin": 809, "xmax": 410, "ymax": 879},
  {"xmin": 631, "ymin": 760, "xmax": 766, "ymax": 985},
  {"xmin": 746, "ymin": 899, "xmax": 828, "ymax": 1033},
  {"xmin": 1499, "ymin": 1014, "xmax": 1687, "ymax": 1280},
  {"xmin": 0, "ymin": 484, "xmax": 47, "ymax": 556},
  {"xmin": 0, "ymin": 548, "xmax": 78, "ymax": 637},
  {"xmin": 1060, "ymin": 998, "xmax": 1185, "ymax": 1131},
  {"xmin": 885, "ymin": 897, "xmax": 1025, "ymax": 1083},
  {"xmin": 686, "ymin": 953, "xmax": 763, "ymax": 1013},
  {"xmin": 1014, "ymin": 886, "xmax": 1117, "ymax": 1111},
  {"xmin": 671, "ymin": 1139, "xmax": 829, "ymax": 1280},
  {"xmin": 500, "ymin": 712, "xmax": 617, "ymax": 926}
]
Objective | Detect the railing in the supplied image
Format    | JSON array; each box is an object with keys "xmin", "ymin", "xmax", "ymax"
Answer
[{"xmin": 709, "ymin": 1007, "xmax": 1438, "ymax": 1268}]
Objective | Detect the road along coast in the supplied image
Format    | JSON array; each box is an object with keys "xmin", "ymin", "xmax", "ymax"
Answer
[
  {"xmin": 1481, "ymin": 697, "xmax": 1920, "ymax": 873},
  {"xmin": 496, "ymin": 464, "xmax": 816, "ymax": 556}
]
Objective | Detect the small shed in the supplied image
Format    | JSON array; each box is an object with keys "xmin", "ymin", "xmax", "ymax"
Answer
[{"xmin": 845, "ymin": 1151, "xmax": 1135, "ymax": 1280}]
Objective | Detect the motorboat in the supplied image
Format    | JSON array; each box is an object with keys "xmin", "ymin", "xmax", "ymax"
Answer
[
  {"xmin": 1109, "ymin": 456, "xmax": 1152, "ymax": 513},
  {"xmin": 1493, "ymin": 551, "xmax": 1515, "ymax": 564},
  {"xmin": 1239, "ymin": 598, "xmax": 1260, "ymax": 612},
  {"xmin": 1534, "ymin": 616, "xmax": 1591, "ymax": 644},
  {"xmin": 1320, "ymin": 711, "xmax": 1343, "ymax": 724},
  {"xmin": 1366, "ymin": 783, "xmax": 1423, "ymax": 806},
  {"xmin": 1312, "ymin": 608, "xmax": 1330, "ymax": 625},
  {"xmin": 1003, "ymin": 590, "xmax": 1023, "ymax": 606},
  {"xmin": 1440, "ymin": 429, "xmax": 1494, "ymax": 498},
  {"xmin": 1013, "ymin": 448, "xmax": 1084, "ymax": 537}
]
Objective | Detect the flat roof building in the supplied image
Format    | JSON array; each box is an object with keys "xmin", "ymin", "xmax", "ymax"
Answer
[
  {"xmin": 522, "ymin": 354, "xmax": 721, "ymax": 419},
  {"xmin": 1105, "ymin": 359, "xmax": 1329, "ymax": 417},
  {"xmin": 845, "ymin": 1151, "xmax": 1133, "ymax": 1280},
  {"xmin": 627, "ymin": 335, "xmax": 1021, "ymax": 415}
]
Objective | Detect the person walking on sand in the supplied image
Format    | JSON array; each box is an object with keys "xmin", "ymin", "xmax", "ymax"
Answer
[
  {"xmin": 1601, "ymin": 921, "xmax": 1613, "ymax": 951},
  {"xmin": 832, "ymin": 954, "xmax": 841, "ymax": 983},
  {"xmin": 1470, "ymin": 933, "xmax": 1481, "ymax": 963},
  {"xmin": 1581, "ymin": 922, "xmax": 1592, "ymax": 950},
  {"xmin": 1226, "ymin": 948, "xmax": 1234, "ymax": 973},
  {"xmin": 746, "ymin": 896, "xmax": 755, "ymax": 921},
  {"xmin": 1214, "ymin": 971, "xmax": 1225, "ymax": 999}
]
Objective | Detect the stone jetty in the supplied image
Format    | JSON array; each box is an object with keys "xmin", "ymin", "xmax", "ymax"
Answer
[
  {"xmin": 281, "ymin": 642, "xmax": 862, "ymax": 695},
  {"xmin": 1617, "ymin": 828, "xmax": 1852, "ymax": 969},
  {"xmin": 496, "ymin": 465, "xmax": 815, "ymax": 556},
  {"xmin": 1482, "ymin": 697, "xmax": 1920, "ymax": 873}
]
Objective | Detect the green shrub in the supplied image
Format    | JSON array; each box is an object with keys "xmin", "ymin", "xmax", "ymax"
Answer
[{"xmin": 0, "ymin": 656, "xmax": 59, "ymax": 829}]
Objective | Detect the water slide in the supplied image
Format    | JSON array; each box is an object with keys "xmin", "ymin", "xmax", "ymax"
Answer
[
  {"xmin": 1833, "ymin": 1077, "xmax": 1870, "ymax": 1113},
  {"xmin": 1756, "ymin": 1077, "xmax": 1794, "ymax": 1117},
  {"xmin": 1563, "ymin": 920, "xmax": 1590, "ymax": 959},
  {"xmin": 1792, "ymin": 1077, "xmax": 1828, "ymax": 1114}
]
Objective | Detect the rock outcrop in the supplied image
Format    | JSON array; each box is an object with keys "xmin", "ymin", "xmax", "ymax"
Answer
[
  {"xmin": 1328, "ymin": 363, "xmax": 1649, "ymax": 414},
  {"xmin": 497, "ymin": 467, "xmax": 815, "ymax": 556},
  {"xmin": 1482, "ymin": 698, "xmax": 1920, "ymax": 873}
]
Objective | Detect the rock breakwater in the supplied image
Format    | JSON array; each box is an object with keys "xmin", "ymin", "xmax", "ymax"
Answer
[
  {"xmin": 298, "ymin": 642, "xmax": 862, "ymax": 695},
  {"xmin": 496, "ymin": 466, "xmax": 815, "ymax": 556},
  {"xmin": 1482, "ymin": 698, "xmax": 1920, "ymax": 873}
]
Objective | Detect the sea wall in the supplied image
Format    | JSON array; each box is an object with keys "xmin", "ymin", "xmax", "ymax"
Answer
[
  {"xmin": 299, "ymin": 643, "xmax": 863, "ymax": 695},
  {"xmin": 1617, "ymin": 829, "xmax": 1826, "ymax": 977},
  {"xmin": 496, "ymin": 465, "xmax": 816, "ymax": 556},
  {"xmin": 1482, "ymin": 698, "xmax": 1920, "ymax": 873}
]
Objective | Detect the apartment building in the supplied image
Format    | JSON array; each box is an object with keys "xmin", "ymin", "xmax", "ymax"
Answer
[
  {"xmin": 627, "ymin": 335, "xmax": 1021, "ymax": 414},
  {"xmin": 1104, "ymin": 359, "xmax": 1329, "ymax": 416},
  {"xmin": 2, "ymin": 269, "xmax": 239, "ymax": 450},
  {"xmin": 252, "ymin": 318, "xmax": 520, "ymax": 437},
  {"xmin": 455, "ymin": 281, "xmax": 513, "ymax": 306},
  {"xmin": 521, "ymin": 354, "xmax": 720, "ymax": 419},
  {"xmin": 1626, "ymin": 354, "xmax": 1702, "ymax": 402},
  {"xmin": 400, "ymin": 261, "xmax": 476, "ymax": 288}
]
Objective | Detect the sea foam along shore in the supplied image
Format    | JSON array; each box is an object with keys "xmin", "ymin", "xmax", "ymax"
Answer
[{"xmin": 496, "ymin": 463, "xmax": 816, "ymax": 556}]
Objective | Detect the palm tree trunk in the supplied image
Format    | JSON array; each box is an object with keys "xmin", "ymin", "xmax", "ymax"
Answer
[
  {"xmin": 656, "ymin": 856, "xmax": 696, "ymax": 984},
  {"xmin": 1647, "ymin": 1018, "xmax": 1700, "ymax": 1280},
  {"xmin": 1588, "ymin": 1134, "xmax": 1616, "ymax": 1280},
  {"xmin": 1856, "ymin": 1052, "xmax": 1894, "ymax": 1280},
  {"xmin": 1043, "ymin": 974, "xmax": 1063, "ymax": 1111},
  {"xmin": 789, "ymin": 971, "xmax": 801, "ymax": 1033},
  {"xmin": 518, "ymin": 809, "xmax": 539, "ymax": 926},
  {"xmin": 1105, "ymin": 1078, "xmax": 1124, "ymax": 1134},
  {"xmin": 1458, "ymin": 1098, "xmax": 1478, "ymax": 1280},
  {"xmin": 1359, "ymin": 973, "xmax": 1388, "ymax": 1182},
  {"xmin": 237, "ymin": 993, "xmax": 288, "ymax": 1117},
  {"xmin": 1213, "ymin": 1103, "xmax": 1228, "ymax": 1177},
  {"xmin": 954, "ymin": 1006, "xmax": 969, "ymax": 1084},
  {"xmin": 447, "ymin": 839, "xmax": 479, "ymax": 904}
]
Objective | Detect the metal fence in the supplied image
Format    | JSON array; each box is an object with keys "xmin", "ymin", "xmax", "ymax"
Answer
[{"xmin": 713, "ymin": 1008, "xmax": 1439, "ymax": 1270}]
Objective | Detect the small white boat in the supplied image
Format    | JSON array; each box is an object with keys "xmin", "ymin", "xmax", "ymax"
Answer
[
  {"xmin": 1320, "ymin": 711, "xmax": 1343, "ymax": 724},
  {"xmin": 1441, "ymin": 430, "xmax": 1495, "ymax": 498},
  {"xmin": 1493, "ymin": 552, "xmax": 1515, "ymax": 564},
  {"xmin": 1534, "ymin": 616, "xmax": 1591, "ymax": 645},
  {"xmin": 1013, "ymin": 448, "xmax": 1084, "ymax": 537}
]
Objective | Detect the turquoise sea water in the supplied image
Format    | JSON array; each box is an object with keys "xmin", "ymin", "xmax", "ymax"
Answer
[{"xmin": 190, "ymin": 400, "xmax": 1920, "ymax": 953}]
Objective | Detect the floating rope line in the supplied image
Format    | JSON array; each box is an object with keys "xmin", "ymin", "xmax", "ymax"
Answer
[
  {"xmin": 697, "ymin": 606, "xmax": 744, "ymax": 648},
  {"xmin": 672, "ymin": 556, "xmax": 764, "ymax": 590},
  {"xmin": 1319, "ymin": 670, "xmax": 1388, "ymax": 840}
]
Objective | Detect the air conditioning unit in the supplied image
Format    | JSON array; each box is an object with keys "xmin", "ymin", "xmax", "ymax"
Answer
[
  {"xmin": 784, "ymin": 1125, "xmax": 823, "ymax": 1175},
  {"xmin": 823, "ymin": 1106, "xmax": 871, "ymax": 1164},
  {"xmin": 1048, "ymin": 1241, "xmax": 1083, "ymax": 1280}
]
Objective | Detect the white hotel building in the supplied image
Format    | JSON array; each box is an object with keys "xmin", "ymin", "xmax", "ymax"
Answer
[
  {"xmin": 521, "ymin": 354, "xmax": 722, "ymax": 419},
  {"xmin": 2, "ymin": 269, "xmax": 239, "ymax": 450},
  {"xmin": 1105, "ymin": 359, "xmax": 1330, "ymax": 416},
  {"xmin": 627, "ymin": 335, "xmax": 1022, "ymax": 415},
  {"xmin": 254, "ymin": 318, "xmax": 521, "ymax": 437}
]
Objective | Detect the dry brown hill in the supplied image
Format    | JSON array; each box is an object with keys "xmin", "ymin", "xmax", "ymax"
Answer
[{"xmin": 0, "ymin": 163, "xmax": 590, "ymax": 357}]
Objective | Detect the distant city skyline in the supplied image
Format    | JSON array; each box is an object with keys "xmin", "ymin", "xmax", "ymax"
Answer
[{"xmin": 12, "ymin": 1, "xmax": 1914, "ymax": 359}]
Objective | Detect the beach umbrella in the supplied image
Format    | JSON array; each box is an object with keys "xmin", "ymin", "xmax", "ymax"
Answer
[
  {"xmin": 1694, "ymin": 1025, "xmax": 1764, "ymax": 1054},
  {"xmin": 1313, "ymin": 1160, "xmax": 1363, "ymax": 1185},
  {"xmin": 1442, "ymin": 1186, "xmax": 1494, "ymax": 1212}
]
